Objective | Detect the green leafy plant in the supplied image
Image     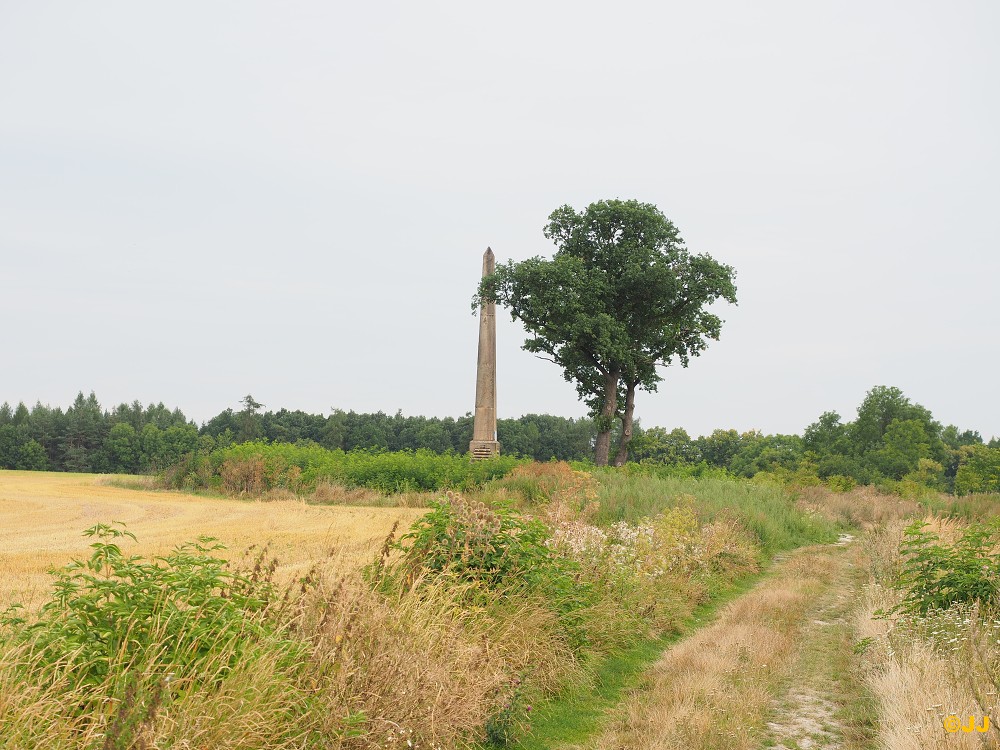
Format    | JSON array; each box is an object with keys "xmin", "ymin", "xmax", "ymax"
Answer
[
  {"xmin": 825, "ymin": 474, "xmax": 856, "ymax": 493},
  {"xmin": 391, "ymin": 492, "xmax": 556, "ymax": 589},
  {"xmin": 7, "ymin": 522, "xmax": 287, "ymax": 694},
  {"xmin": 380, "ymin": 492, "xmax": 594, "ymax": 652},
  {"xmin": 894, "ymin": 520, "xmax": 1000, "ymax": 614}
]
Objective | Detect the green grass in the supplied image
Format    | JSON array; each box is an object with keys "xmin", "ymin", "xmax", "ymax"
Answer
[
  {"xmin": 589, "ymin": 471, "xmax": 839, "ymax": 551},
  {"xmin": 507, "ymin": 569, "xmax": 764, "ymax": 749},
  {"xmin": 919, "ymin": 491, "xmax": 1000, "ymax": 522}
]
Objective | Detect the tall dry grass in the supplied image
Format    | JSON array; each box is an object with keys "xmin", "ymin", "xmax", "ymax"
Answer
[
  {"xmin": 0, "ymin": 540, "xmax": 584, "ymax": 749},
  {"xmin": 856, "ymin": 518, "xmax": 1000, "ymax": 750},
  {"xmin": 795, "ymin": 484, "xmax": 923, "ymax": 527}
]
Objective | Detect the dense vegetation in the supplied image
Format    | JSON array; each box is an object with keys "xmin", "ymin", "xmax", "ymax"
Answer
[
  {"xmin": 167, "ymin": 442, "xmax": 525, "ymax": 494},
  {"xmin": 2, "ymin": 385, "xmax": 998, "ymax": 496},
  {"xmin": 858, "ymin": 513, "xmax": 1000, "ymax": 749},
  {"xmin": 629, "ymin": 385, "xmax": 1000, "ymax": 496},
  {"xmin": 0, "ymin": 464, "xmax": 838, "ymax": 748}
]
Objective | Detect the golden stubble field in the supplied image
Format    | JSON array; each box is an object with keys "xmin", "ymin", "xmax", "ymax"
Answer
[{"xmin": 0, "ymin": 470, "xmax": 426, "ymax": 610}]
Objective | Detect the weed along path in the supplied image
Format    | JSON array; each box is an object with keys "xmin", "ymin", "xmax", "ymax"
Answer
[{"xmin": 586, "ymin": 538, "xmax": 875, "ymax": 750}]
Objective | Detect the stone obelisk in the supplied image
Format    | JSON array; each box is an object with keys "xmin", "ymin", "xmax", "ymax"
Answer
[{"xmin": 470, "ymin": 247, "xmax": 500, "ymax": 460}]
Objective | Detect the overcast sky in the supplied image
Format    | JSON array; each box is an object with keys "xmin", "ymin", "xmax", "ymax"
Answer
[{"xmin": 1, "ymin": 1, "xmax": 997, "ymax": 440}]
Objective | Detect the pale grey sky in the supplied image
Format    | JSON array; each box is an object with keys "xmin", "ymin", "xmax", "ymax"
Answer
[{"xmin": 1, "ymin": 1, "xmax": 997, "ymax": 439}]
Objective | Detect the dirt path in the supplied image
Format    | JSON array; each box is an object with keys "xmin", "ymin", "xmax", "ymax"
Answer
[
  {"xmin": 764, "ymin": 534, "xmax": 875, "ymax": 750},
  {"xmin": 589, "ymin": 537, "xmax": 874, "ymax": 750}
]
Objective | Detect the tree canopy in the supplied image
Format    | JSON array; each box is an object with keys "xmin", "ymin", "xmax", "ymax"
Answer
[{"xmin": 477, "ymin": 199, "xmax": 737, "ymax": 465}]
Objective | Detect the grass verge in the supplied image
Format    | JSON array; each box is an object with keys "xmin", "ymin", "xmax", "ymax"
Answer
[{"xmin": 508, "ymin": 568, "xmax": 765, "ymax": 749}]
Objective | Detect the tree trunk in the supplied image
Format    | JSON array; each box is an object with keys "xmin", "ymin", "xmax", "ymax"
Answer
[
  {"xmin": 613, "ymin": 381, "xmax": 637, "ymax": 467},
  {"xmin": 593, "ymin": 370, "xmax": 620, "ymax": 466}
]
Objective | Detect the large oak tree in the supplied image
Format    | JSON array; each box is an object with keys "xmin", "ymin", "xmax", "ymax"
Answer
[{"xmin": 477, "ymin": 199, "xmax": 737, "ymax": 466}]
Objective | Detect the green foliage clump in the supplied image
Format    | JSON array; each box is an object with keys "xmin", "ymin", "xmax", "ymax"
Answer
[
  {"xmin": 825, "ymin": 474, "xmax": 857, "ymax": 493},
  {"xmin": 163, "ymin": 441, "xmax": 527, "ymax": 496},
  {"xmin": 894, "ymin": 520, "xmax": 1000, "ymax": 614},
  {"xmin": 954, "ymin": 444, "xmax": 1000, "ymax": 496},
  {"xmin": 2, "ymin": 523, "xmax": 287, "ymax": 695},
  {"xmin": 380, "ymin": 492, "xmax": 593, "ymax": 654},
  {"xmin": 391, "ymin": 492, "xmax": 556, "ymax": 589}
]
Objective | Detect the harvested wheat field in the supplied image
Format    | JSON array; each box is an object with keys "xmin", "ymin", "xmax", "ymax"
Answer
[{"xmin": 0, "ymin": 470, "xmax": 425, "ymax": 610}]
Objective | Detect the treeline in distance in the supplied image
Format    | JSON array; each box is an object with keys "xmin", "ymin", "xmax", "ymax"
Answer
[
  {"xmin": 1, "ymin": 387, "xmax": 998, "ymax": 495},
  {"xmin": 0, "ymin": 393, "xmax": 593, "ymax": 474}
]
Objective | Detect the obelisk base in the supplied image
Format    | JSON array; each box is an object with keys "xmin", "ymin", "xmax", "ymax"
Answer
[{"xmin": 469, "ymin": 440, "xmax": 500, "ymax": 461}]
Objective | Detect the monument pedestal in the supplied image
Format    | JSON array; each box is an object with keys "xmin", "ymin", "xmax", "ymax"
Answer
[{"xmin": 469, "ymin": 440, "xmax": 500, "ymax": 461}]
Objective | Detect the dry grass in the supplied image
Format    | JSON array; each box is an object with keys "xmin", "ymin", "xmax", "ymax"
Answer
[
  {"xmin": 294, "ymin": 574, "xmax": 563, "ymax": 748},
  {"xmin": 0, "ymin": 470, "xmax": 586, "ymax": 748},
  {"xmin": 855, "ymin": 585, "xmax": 998, "ymax": 750},
  {"xmin": 0, "ymin": 568, "xmax": 561, "ymax": 749},
  {"xmin": 0, "ymin": 470, "xmax": 425, "ymax": 610},
  {"xmin": 590, "ymin": 545, "xmax": 845, "ymax": 750},
  {"xmin": 308, "ymin": 481, "xmax": 434, "ymax": 508},
  {"xmin": 856, "ymin": 517, "xmax": 1000, "ymax": 750},
  {"xmin": 796, "ymin": 484, "xmax": 923, "ymax": 527}
]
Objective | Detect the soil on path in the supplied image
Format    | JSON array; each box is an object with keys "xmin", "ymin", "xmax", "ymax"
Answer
[{"xmin": 764, "ymin": 534, "xmax": 875, "ymax": 750}]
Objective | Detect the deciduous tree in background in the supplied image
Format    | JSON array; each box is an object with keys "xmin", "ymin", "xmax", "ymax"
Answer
[
  {"xmin": 954, "ymin": 444, "xmax": 1000, "ymax": 495},
  {"xmin": 478, "ymin": 199, "xmax": 737, "ymax": 466}
]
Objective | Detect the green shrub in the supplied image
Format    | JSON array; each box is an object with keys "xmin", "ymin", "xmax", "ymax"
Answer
[
  {"xmin": 161, "ymin": 450, "xmax": 214, "ymax": 490},
  {"xmin": 2, "ymin": 522, "xmax": 293, "ymax": 696},
  {"xmin": 825, "ymin": 474, "xmax": 856, "ymax": 493},
  {"xmin": 954, "ymin": 445, "xmax": 1000, "ymax": 495},
  {"xmin": 894, "ymin": 520, "xmax": 1000, "ymax": 614},
  {"xmin": 380, "ymin": 492, "xmax": 593, "ymax": 652},
  {"xmin": 391, "ymin": 493, "xmax": 552, "ymax": 587},
  {"xmin": 164, "ymin": 442, "xmax": 527, "ymax": 496}
]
